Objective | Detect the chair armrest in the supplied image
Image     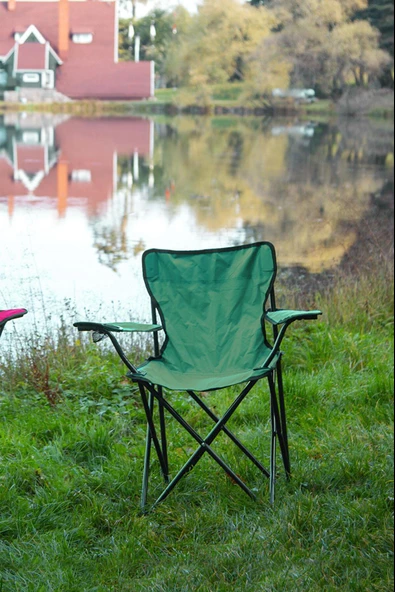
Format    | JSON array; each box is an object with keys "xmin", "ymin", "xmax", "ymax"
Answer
[
  {"xmin": 74, "ymin": 321, "xmax": 162, "ymax": 333},
  {"xmin": 73, "ymin": 321, "xmax": 161, "ymax": 374},
  {"xmin": 0, "ymin": 308, "xmax": 28, "ymax": 325},
  {"xmin": 261, "ymin": 308, "xmax": 322, "ymax": 368},
  {"xmin": 265, "ymin": 309, "xmax": 322, "ymax": 326}
]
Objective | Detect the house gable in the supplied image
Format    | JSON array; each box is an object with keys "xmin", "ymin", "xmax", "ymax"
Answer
[{"xmin": 18, "ymin": 23, "xmax": 46, "ymax": 44}]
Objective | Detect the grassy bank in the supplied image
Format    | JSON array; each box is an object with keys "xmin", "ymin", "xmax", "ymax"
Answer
[
  {"xmin": 0, "ymin": 264, "xmax": 393, "ymax": 591},
  {"xmin": 1, "ymin": 85, "xmax": 393, "ymax": 119}
]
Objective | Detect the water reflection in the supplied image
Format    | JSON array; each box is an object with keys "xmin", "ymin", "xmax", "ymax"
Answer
[
  {"xmin": 0, "ymin": 112, "xmax": 393, "ymax": 330},
  {"xmin": 0, "ymin": 113, "xmax": 154, "ymax": 218}
]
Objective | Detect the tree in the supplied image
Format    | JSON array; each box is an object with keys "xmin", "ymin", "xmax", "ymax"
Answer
[
  {"xmin": 330, "ymin": 20, "xmax": 391, "ymax": 87},
  {"xmin": 265, "ymin": 0, "xmax": 392, "ymax": 95},
  {"xmin": 356, "ymin": 0, "xmax": 394, "ymax": 86},
  {"xmin": 357, "ymin": 0, "xmax": 394, "ymax": 56},
  {"xmin": 165, "ymin": 0, "xmax": 277, "ymax": 88},
  {"xmin": 119, "ymin": 7, "xmax": 191, "ymax": 85}
]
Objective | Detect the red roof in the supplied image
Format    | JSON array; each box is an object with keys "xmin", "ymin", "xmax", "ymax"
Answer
[
  {"xmin": 0, "ymin": 1, "xmax": 153, "ymax": 100},
  {"xmin": 16, "ymin": 42, "xmax": 46, "ymax": 70}
]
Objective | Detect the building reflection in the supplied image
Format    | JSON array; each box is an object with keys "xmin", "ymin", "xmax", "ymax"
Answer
[{"xmin": 0, "ymin": 113, "xmax": 154, "ymax": 218}]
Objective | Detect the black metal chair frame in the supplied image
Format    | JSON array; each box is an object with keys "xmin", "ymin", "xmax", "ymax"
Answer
[{"xmin": 76, "ymin": 287, "xmax": 308, "ymax": 513}]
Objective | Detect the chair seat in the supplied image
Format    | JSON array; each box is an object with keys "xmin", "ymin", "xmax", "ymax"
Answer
[{"xmin": 130, "ymin": 354, "xmax": 279, "ymax": 391}]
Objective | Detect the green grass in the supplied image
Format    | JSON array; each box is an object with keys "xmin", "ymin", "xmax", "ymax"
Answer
[{"xmin": 0, "ymin": 266, "xmax": 393, "ymax": 591}]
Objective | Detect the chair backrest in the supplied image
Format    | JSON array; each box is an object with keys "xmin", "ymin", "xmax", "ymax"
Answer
[{"xmin": 142, "ymin": 243, "xmax": 277, "ymax": 376}]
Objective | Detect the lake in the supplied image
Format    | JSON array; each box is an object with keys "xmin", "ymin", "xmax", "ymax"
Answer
[{"xmin": 0, "ymin": 112, "xmax": 393, "ymax": 342}]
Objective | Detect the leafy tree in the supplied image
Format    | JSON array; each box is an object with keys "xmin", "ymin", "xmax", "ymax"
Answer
[
  {"xmin": 119, "ymin": 8, "xmax": 191, "ymax": 85},
  {"xmin": 356, "ymin": 0, "xmax": 394, "ymax": 86},
  {"xmin": 330, "ymin": 20, "xmax": 391, "ymax": 87},
  {"xmin": 266, "ymin": 0, "xmax": 392, "ymax": 95},
  {"xmin": 165, "ymin": 0, "xmax": 277, "ymax": 88},
  {"xmin": 357, "ymin": 0, "xmax": 394, "ymax": 56}
]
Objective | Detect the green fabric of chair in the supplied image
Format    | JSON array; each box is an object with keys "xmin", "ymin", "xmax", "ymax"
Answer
[{"xmin": 75, "ymin": 242, "xmax": 322, "ymax": 511}]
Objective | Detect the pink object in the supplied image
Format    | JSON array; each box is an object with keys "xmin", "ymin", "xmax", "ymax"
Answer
[{"xmin": 0, "ymin": 309, "xmax": 28, "ymax": 324}]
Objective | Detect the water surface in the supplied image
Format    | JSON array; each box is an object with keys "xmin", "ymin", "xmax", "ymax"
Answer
[{"xmin": 0, "ymin": 112, "xmax": 393, "ymax": 339}]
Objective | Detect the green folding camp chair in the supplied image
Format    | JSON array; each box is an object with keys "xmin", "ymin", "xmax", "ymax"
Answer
[
  {"xmin": 0, "ymin": 309, "xmax": 28, "ymax": 339},
  {"xmin": 75, "ymin": 243, "xmax": 321, "ymax": 511}
]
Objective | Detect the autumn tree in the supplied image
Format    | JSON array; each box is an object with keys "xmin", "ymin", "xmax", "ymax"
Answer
[
  {"xmin": 357, "ymin": 0, "xmax": 394, "ymax": 56},
  {"xmin": 356, "ymin": 0, "xmax": 394, "ymax": 86},
  {"xmin": 330, "ymin": 20, "xmax": 391, "ymax": 88},
  {"xmin": 165, "ymin": 0, "xmax": 277, "ymax": 88},
  {"xmin": 266, "ymin": 0, "xmax": 392, "ymax": 95}
]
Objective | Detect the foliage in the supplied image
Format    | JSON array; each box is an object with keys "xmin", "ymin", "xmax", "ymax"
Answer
[
  {"xmin": 357, "ymin": 0, "xmax": 394, "ymax": 57},
  {"xmin": 356, "ymin": 0, "xmax": 395, "ymax": 87},
  {"xmin": 123, "ymin": 0, "xmax": 393, "ymax": 99},
  {"xmin": 163, "ymin": 0, "xmax": 277, "ymax": 90},
  {"xmin": 119, "ymin": 7, "xmax": 192, "ymax": 85},
  {"xmin": 264, "ymin": 0, "xmax": 392, "ymax": 95}
]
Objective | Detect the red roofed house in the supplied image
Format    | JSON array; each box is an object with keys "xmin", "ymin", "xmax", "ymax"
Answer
[{"xmin": 0, "ymin": 0, "xmax": 154, "ymax": 100}]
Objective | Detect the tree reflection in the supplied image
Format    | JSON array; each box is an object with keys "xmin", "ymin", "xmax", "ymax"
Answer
[
  {"xmin": 93, "ymin": 191, "xmax": 131, "ymax": 272},
  {"xmin": 150, "ymin": 116, "xmax": 393, "ymax": 272},
  {"xmin": 20, "ymin": 115, "xmax": 389, "ymax": 275}
]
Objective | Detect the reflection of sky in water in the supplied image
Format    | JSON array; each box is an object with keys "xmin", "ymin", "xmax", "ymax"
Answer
[
  {"xmin": 0, "ymin": 114, "xmax": 393, "ymax": 342},
  {"xmin": 0, "ymin": 190, "xmax": 243, "ymax": 336}
]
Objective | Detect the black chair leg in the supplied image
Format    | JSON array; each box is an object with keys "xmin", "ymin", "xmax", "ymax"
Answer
[
  {"xmin": 276, "ymin": 360, "xmax": 291, "ymax": 478},
  {"xmin": 141, "ymin": 410, "xmax": 152, "ymax": 512},
  {"xmin": 270, "ymin": 396, "xmax": 277, "ymax": 504},
  {"xmin": 157, "ymin": 387, "xmax": 169, "ymax": 482},
  {"xmin": 268, "ymin": 372, "xmax": 290, "ymax": 483}
]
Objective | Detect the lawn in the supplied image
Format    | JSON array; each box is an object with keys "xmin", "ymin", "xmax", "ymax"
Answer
[{"xmin": 0, "ymin": 265, "xmax": 393, "ymax": 591}]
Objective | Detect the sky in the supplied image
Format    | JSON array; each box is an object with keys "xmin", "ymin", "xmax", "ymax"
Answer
[
  {"xmin": 124, "ymin": 0, "xmax": 246, "ymax": 18},
  {"xmin": 136, "ymin": 0, "xmax": 201, "ymax": 17}
]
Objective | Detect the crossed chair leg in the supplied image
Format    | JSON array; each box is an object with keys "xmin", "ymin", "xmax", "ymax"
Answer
[{"xmin": 136, "ymin": 369, "xmax": 291, "ymax": 513}]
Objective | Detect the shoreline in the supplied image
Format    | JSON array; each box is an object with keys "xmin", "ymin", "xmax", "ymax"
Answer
[{"xmin": 0, "ymin": 96, "xmax": 393, "ymax": 120}]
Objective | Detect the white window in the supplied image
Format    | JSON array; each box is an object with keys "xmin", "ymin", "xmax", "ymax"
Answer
[
  {"xmin": 22, "ymin": 73, "xmax": 40, "ymax": 83},
  {"xmin": 22, "ymin": 131, "xmax": 40, "ymax": 144},
  {"xmin": 71, "ymin": 170, "xmax": 92, "ymax": 183},
  {"xmin": 72, "ymin": 33, "xmax": 93, "ymax": 44},
  {"xmin": 14, "ymin": 33, "xmax": 22, "ymax": 41}
]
